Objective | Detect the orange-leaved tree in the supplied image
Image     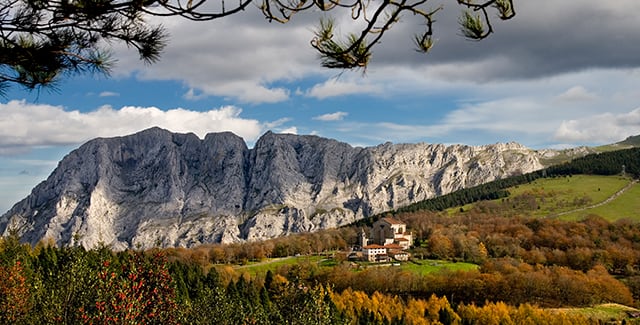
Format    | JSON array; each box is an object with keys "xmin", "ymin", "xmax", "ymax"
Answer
[
  {"xmin": 79, "ymin": 251, "xmax": 179, "ymax": 324},
  {"xmin": 0, "ymin": 260, "xmax": 31, "ymax": 323}
]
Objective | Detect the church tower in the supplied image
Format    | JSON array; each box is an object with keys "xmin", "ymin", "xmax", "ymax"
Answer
[{"xmin": 359, "ymin": 228, "xmax": 368, "ymax": 247}]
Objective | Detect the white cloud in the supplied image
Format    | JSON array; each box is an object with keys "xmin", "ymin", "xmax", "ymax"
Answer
[
  {"xmin": 306, "ymin": 78, "xmax": 382, "ymax": 99},
  {"xmin": 0, "ymin": 100, "xmax": 267, "ymax": 153},
  {"xmin": 555, "ymin": 86, "xmax": 598, "ymax": 102},
  {"xmin": 313, "ymin": 111, "xmax": 348, "ymax": 121},
  {"xmin": 314, "ymin": 68, "xmax": 640, "ymax": 148},
  {"xmin": 99, "ymin": 91, "xmax": 120, "ymax": 97},
  {"xmin": 319, "ymin": 120, "xmax": 442, "ymax": 144},
  {"xmin": 5, "ymin": 3, "xmax": 640, "ymax": 152},
  {"xmin": 183, "ymin": 88, "xmax": 207, "ymax": 101},
  {"xmin": 260, "ymin": 118, "xmax": 298, "ymax": 134},
  {"xmin": 264, "ymin": 118, "xmax": 293, "ymax": 130},
  {"xmin": 278, "ymin": 127, "xmax": 298, "ymax": 134},
  {"xmin": 438, "ymin": 98, "xmax": 562, "ymax": 135},
  {"xmin": 98, "ymin": 1, "xmax": 640, "ymax": 104},
  {"xmin": 209, "ymin": 82, "xmax": 290, "ymax": 104},
  {"xmin": 554, "ymin": 107, "xmax": 640, "ymax": 143},
  {"xmin": 111, "ymin": 15, "xmax": 320, "ymax": 104}
]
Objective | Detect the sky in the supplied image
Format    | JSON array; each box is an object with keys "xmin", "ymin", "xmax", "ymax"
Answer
[{"xmin": 1, "ymin": 0, "xmax": 640, "ymax": 213}]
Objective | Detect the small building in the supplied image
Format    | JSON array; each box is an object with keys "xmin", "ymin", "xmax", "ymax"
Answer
[
  {"xmin": 395, "ymin": 237, "xmax": 411, "ymax": 250},
  {"xmin": 384, "ymin": 243, "xmax": 409, "ymax": 261},
  {"xmin": 369, "ymin": 217, "xmax": 413, "ymax": 248},
  {"xmin": 363, "ymin": 244, "xmax": 387, "ymax": 262},
  {"xmin": 389, "ymin": 250, "xmax": 409, "ymax": 261},
  {"xmin": 358, "ymin": 218, "xmax": 413, "ymax": 262}
]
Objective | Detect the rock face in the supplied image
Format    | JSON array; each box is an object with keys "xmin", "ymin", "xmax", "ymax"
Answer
[{"xmin": 1, "ymin": 127, "xmax": 544, "ymax": 249}]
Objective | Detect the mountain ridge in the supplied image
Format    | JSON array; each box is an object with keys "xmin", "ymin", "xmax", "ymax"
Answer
[{"xmin": 0, "ymin": 128, "xmax": 578, "ymax": 249}]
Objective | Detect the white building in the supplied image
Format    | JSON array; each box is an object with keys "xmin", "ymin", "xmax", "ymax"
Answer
[
  {"xmin": 358, "ymin": 217, "xmax": 413, "ymax": 262},
  {"xmin": 363, "ymin": 244, "xmax": 388, "ymax": 262},
  {"xmin": 370, "ymin": 217, "xmax": 413, "ymax": 249}
]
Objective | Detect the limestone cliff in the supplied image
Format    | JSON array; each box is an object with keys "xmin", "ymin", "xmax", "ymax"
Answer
[{"xmin": 1, "ymin": 128, "xmax": 544, "ymax": 249}]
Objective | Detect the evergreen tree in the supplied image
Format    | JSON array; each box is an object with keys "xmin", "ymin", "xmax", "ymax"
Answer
[{"xmin": 1, "ymin": 0, "xmax": 515, "ymax": 93}]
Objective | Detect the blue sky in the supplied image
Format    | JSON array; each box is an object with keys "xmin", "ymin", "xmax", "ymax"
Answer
[{"xmin": 2, "ymin": 1, "xmax": 640, "ymax": 213}]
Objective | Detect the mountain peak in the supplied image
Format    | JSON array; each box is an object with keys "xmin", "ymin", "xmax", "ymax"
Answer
[{"xmin": 1, "ymin": 130, "xmax": 544, "ymax": 249}]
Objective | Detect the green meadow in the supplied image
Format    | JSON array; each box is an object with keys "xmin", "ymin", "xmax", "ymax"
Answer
[
  {"xmin": 454, "ymin": 175, "xmax": 637, "ymax": 221},
  {"xmin": 231, "ymin": 255, "xmax": 479, "ymax": 277},
  {"xmin": 234, "ymin": 255, "xmax": 324, "ymax": 276},
  {"xmin": 549, "ymin": 303, "xmax": 640, "ymax": 324},
  {"xmin": 400, "ymin": 260, "xmax": 478, "ymax": 275},
  {"xmin": 508, "ymin": 175, "xmax": 630, "ymax": 216},
  {"xmin": 559, "ymin": 181, "xmax": 640, "ymax": 221}
]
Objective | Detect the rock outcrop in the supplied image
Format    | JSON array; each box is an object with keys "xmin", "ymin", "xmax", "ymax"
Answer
[{"xmin": 1, "ymin": 128, "xmax": 544, "ymax": 249}]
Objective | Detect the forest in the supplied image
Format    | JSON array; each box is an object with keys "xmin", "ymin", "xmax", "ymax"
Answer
[
  {"xmin": 0, "ymin": 232, "xmax": 610, "ymax": 324},
  {"xmin": 2, "ymin": 148, "xmax": 640, "ymax": 324}
]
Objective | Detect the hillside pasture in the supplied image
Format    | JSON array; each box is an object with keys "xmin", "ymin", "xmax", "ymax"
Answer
[
  {"xmin": 548, "ymin": 303, "xmax": 640, "ymax": 324},
  {"xmin": 400, "ymin": 260, "xmax": 478, "ymax": 275},
  {"xmin": 508, "ymin": 175, "xmax": 630, "ymax": 217},
  {"xmin": 232, "ymin": 255, "xmax": 324, "ymax": 277},
  {"xmin": 229, "ymin": 254, "xmax": 479, "ymax": 278},
  {"xmin": 559, "ymin": 181, "xmax": 640, "ymax": 221},
  {"xmin": 451, "ymin": 175, "xmax": 633, "ymax": 220}
]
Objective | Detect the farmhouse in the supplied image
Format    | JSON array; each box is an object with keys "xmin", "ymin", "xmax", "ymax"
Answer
[
  {"xmin": 358, "ymin": 217, "xmax": 413, "ymax": 262},
  {"xmin": 362, "ymin": 244, "xmax": 387, "ymax": 262}
]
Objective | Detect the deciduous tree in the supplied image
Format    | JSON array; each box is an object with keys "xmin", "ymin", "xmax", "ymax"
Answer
[
  {"xmin": 0, "ymin": 261, "xmax": 31, "ymax": 323},
  {"xmin": 79, "ymin": 251, "xmax": 179, "ymax": 324}
]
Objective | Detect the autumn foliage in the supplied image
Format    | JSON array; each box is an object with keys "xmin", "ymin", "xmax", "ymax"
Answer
[
  {"xmin": 0, "ymin": 261, "xmax": 31, "ymax": 323},
  {"xmin": 78, "ymin": 252, "xmax": 179, "ymax": 324},
  {"xmin": 3, "ymin": 185, "xmax": 640, "ymax": 323},
  {"xmin": 0, "ymin": 231, "xmax": 623, "ymax": 324}
]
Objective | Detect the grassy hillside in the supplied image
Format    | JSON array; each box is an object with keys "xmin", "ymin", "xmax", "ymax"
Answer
[
  {"xmin": 400, "ymin": 260, "xmax": 478, "ymax": 275},
  {"xmin": 549, "ymin": 304, "xmax": 640, "ymax": 324},
  {"xmin": 448, "ymin": 175, "xmax": 637, "ymax": 221},
  {"xmin": 230, "ymin": 254, "xmax": 478, "ymax": 277},
  {"xmin": 385, "ymin": 147, "xmax": 640, "ymax": 220},
  {"xmin": 559, "ymin": 180, "xmax": 640, "ymax": 221},
  {"xmin": 233, "ymin": 255, "xmax": 323, "ymax": 277},
  {"xmin": 597, "ymin": 134, "xmax": 640, "ymax": 152},
  {"xmin": 619, "ymin": 135, "xmax": 640, "ymax": 146},
  {"xmin": 504, "ymin": 175, "xmax": 632, "ymax": 218}
]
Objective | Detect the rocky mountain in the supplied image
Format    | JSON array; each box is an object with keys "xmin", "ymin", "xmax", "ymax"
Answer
[{"xmin": 1, "ymin": 127, "xmax": 545, "ymax": 249}]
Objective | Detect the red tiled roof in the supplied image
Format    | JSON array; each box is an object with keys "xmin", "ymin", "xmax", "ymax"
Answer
[
  {"xmin": 380, "ymin": 217, "xmax": 405, "ymax": 225},
  {"xmin": 395, "ymin": 238, "xmax": 409, "ymax": 242},
  {"xmin": 384, "ymin": 243, "xmax": 403, "ymax": 249},
  {"xmin": 363, "ymin": 244, "xmax": 386, "ymax": 249}
]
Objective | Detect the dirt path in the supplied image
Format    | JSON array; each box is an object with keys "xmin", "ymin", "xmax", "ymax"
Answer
[{"xmin": 551, "ymin": 179, "xmax": 638, "ymax": 218}]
